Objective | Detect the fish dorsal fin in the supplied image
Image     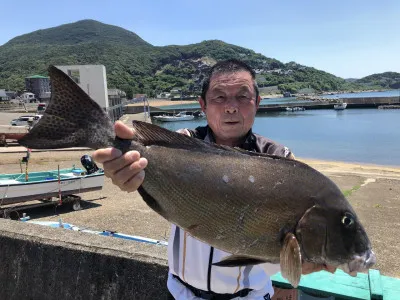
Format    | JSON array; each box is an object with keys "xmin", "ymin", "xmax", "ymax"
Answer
[
  {"xmin": 280, "ymin": 233, "xmax": 302, "ymax": 288},
  {"xmin": 232, "ymin": 147, "xmax": 291, "ymax": 161},
  {"xmin": 132, "ymin": 120, "xmax": 209, "ymax": 149},
  {"xmin": 212, "ymin": 255, "xmax": 268, "ymax": 267},
  {"xmin": 132, "ymin": 121, "xmax": 240, "ymax": 153},
  {"xmin": 19, "ymin": 65, "xmax": 115, "ymax": 150},
  {"xmin": 131, "ymin": 121, "xmax": 292, "ymax": 159}
]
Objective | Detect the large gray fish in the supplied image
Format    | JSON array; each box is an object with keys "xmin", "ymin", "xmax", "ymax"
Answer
[{"xmin": 19, "ymin": 66, "xmax": 376, "ymax": 287}]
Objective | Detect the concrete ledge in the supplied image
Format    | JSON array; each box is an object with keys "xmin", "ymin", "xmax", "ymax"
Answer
[{"xmin": 0, "ymin": 219, "xmax": 169, "ymax": 300}]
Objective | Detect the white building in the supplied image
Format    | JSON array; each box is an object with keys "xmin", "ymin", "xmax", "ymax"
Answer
[
  {"xmin": 56, "ymin": 65, "xmax": 124, "ymax": 121},
  {"xmin": 56, "ymin": 65, "xmax": 108, "ymax": 109},
  {"xmin": 21, "ymin": 92, "xmax": 36, "ymax": 102}
]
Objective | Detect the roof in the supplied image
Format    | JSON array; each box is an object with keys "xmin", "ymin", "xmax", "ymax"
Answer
[{"xmin": 26, "ymin": 75, "xmax": 49, "ymax": 79}]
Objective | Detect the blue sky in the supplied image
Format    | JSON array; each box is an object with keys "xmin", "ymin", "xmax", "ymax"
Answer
[{"xmin": 1, "ymin": 0, "xmax": 399, "ymax": 78}]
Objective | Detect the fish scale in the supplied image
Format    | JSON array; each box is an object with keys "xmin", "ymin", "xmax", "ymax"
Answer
[{"xmin": 139, "ymin": 144, "xmax": 331, "ymax": 259}]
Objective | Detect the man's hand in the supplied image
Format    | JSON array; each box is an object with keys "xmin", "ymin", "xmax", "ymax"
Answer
[
  {"xmin": 302, "ymin": 262, "xmax": 337, "ymax": 275},
  {"xmin": 92, "ymin": 121, "xmax": 148, "ymax": 192}
]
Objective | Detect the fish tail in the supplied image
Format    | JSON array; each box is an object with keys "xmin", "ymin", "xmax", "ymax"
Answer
[{"xmin": 19, "ymin": 65, "xmax": 115, "ymax": 150}]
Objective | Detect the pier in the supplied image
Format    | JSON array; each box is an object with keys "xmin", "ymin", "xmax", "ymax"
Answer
[{"xmin": 122, "ymin": 96, "xmax": 400, "ymax": 115}]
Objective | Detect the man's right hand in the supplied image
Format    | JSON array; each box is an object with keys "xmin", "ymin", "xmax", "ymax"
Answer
[{"xmin": 92, "ymin": 121, "xmax": 148, "ymax": 193}]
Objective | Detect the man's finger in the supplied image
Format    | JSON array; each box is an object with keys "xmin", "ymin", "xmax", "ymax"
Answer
[
  {"xmin": 110, "ymin": 157, "xmax": 147, "ymax": 186},
  {"xmin": 121, "ymin": 170, "xmax": 146, "ymax": 193},
  {"xmin": 92, "ymin": 148, "xmax": 122, "ymax": 164},
  {"xmin": 115, "ymin": 121, "xmax": 135, "ymax": 139},
  {"xmin": 103, "ymin": 151, "xmax": 141, "ymax": 175}
]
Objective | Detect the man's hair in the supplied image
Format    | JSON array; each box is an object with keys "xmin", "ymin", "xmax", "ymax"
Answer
[{"xmin": 200, "ymin": 59, "xmax": 259, "ymax": 102}]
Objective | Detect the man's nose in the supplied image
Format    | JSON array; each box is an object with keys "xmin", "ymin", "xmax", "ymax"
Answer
[
  {"xmin": 225, "ymin": 98, "xmax": 239, "ymax": 114},
  {"xmin": 225, "ymin": 106, "xmax": 238, "ymax": 114}
]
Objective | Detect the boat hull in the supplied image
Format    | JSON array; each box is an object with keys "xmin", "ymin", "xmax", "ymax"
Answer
[
  {"xmin": 0, "ymin": 169, "xmax": 104, "ymax": 205},
  {"xmin": 0, "ymin": 125, "xmax": 28, "ymax": 144},
  {"xmin": 334, "ymin": 103, "xmax": 348, "ymax": 110},
  {"xmin": 153, "ymin": 115, "xmax": 195, "ymax": 122}
]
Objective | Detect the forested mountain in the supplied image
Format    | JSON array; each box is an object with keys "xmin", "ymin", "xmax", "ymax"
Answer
[
  {"xmin": 356, "ymin": 72, "xmax": 400, "ymax": 89},
  {"xmin": 0, "ymin": 19, "xmax": 395, "ymax": 97}
]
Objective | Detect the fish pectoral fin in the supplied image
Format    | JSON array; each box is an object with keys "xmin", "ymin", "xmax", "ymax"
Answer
[
  {"xmin": 137, "ymin": 186, "xmax": 166, "ymax": 218},
  {"xmin": 213, "ymin": 255, "xmax": 268, "ymax": 267},
  {"xmin": 280, "ymin": 233, "xmax": 302, "ymax": 288}
]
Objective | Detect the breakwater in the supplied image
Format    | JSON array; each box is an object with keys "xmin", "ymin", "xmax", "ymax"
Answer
[{"xmin": 131, "ymin": 96, "xmax": 400, "ymax": 115}]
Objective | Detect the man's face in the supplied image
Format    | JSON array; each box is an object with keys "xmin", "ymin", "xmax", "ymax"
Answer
[{"xmin": 199, "ymin": 71, "xmax": 260, "ymax": 146}]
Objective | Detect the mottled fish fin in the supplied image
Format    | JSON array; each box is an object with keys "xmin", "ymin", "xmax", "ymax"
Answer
[
  {"xmin": 280, "ymin": 233, "xmax": 302, "ymax": 288},
  {"xmin": 132, "ymin": 121, "xmax": 224, "ymax": 151},
  {"xmin": 132, "ymin": 121, "xmax": 263, "ymax": 154},
  {"xmin": 213, "ymin": 255, "xmax": 268, "ymax": 267},
  {"xmin": 232, "ymin": 147, "xmax": 292, "ymax": 161},
  {"xmin": 19, "ymin": 65, "xmax": 115, "ymax": 150}
]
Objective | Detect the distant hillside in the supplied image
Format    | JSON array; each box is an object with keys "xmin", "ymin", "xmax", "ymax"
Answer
[
  {"xmin": 0, "ymin": 19, "xmax": 391, "ymax": 97},
  {"xmin": 345, "ymin": 78, "xmax": 359, "ymax": 83},
  {"xmin": 356, "ymin": 72, "xmax": 400, "ymax": 89}
]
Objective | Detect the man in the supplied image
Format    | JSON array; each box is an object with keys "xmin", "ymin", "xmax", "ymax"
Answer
[{"xmin": 93, "ymin": 59, "xmax": 335, "ymax": 299}]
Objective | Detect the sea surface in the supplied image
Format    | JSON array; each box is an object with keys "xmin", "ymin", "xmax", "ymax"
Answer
[
  {"xmin": 153, "ymin": 108, "xmax": 400, "ymax": 166},
  {"xmin": 157, "ymin": 90, "xmax": 400, "ymax": 109}
]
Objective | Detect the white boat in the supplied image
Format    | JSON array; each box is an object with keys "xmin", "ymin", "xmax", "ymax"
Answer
[
  {"xmin": 153, "ymin": 112, "xmax": 195, "ymax": 122},
  {"xmin": 193, "ymin": 111, "xmax": 206, "ymax": 118},
  {"xmin": 334, "ymin": 102, "xmax": 347, "ymax": 110},
  {"xmin": 285, "ymin": 107, "xmax": 305, "ymax": 112},
  {"xmin": 0, "ymin": 163, "xmax": 104, "ymax": 206},
  {"xmin": 0, "ymin": 125, "xmax": 29, "ymax": 146}
]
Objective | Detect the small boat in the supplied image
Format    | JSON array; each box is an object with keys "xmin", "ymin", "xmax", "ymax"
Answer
[
  {"xmin": 0, "ymin": 125, "xmax": 29, "ymax": 146},
  {"xmin": 193, "ymin": 111, "xmax": 206, "ymax": 118},
  {"xmin": 334, "ymin": 102, "xmax": 347, "ymax": 110},
  {"xmin": 285, "ymin": 107, "xmax": 305, "ymax": 112},
  {"xmin": 24, "ymin": 220, "xmax": 168, "ymax": 246},
  {"xmin": 0, "ymin": 155, "xmax": 104, "ymax": 206},
  {"xmin": 153, "ymin": 112, "xmax": 195, "ymax": 122}
]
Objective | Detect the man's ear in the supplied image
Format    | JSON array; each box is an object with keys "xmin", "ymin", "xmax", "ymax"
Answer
[
  {"xmin": 199, "ymin": 97, "xmax": 206, "ymax": 112},
  {"xmin": 256, "ymin": 95, "xmax": 261, "ymax": 108}
]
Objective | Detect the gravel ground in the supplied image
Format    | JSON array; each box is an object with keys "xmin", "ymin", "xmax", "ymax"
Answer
[{"xmin": 1, "ymin": 150, "xmax": 399, "ymax": 278}]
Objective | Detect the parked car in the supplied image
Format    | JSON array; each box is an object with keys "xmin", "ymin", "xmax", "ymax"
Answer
[{"xmin": 10, "ymin": 115, "xmax": 42, "ymax": 126}]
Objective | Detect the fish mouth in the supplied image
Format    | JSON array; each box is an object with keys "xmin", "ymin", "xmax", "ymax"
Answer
[{"xmin": 338, "ymin": 249, "xmax": 376, "ymax": 276}]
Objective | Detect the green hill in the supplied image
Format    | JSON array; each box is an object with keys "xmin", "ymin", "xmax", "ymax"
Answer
[
  {"xmin": 356, "ymin": 72, "xmax": 400, "ymax": 89},
  {"xmin": 0, "ymin": 19, "xmax": 393, "ymax": 97}
]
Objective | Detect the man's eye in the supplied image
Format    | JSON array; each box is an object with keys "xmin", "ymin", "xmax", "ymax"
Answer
[
  {"xmin": 238, "ymin": 95, "xmax": 250, "ymax": 101},
  {"xmin": 213, "ymin": 96, "xmax": 224, "ymax": 102}
]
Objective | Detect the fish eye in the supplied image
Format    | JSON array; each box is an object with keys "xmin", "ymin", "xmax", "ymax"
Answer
[{"xmin": 341, "ymin": 213, "xmax": 355, "ymax": 227}]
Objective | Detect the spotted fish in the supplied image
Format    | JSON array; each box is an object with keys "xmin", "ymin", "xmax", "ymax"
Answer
[{"xmin": 19, "ymin": 66, "xmax": 376, "ymax": 287}]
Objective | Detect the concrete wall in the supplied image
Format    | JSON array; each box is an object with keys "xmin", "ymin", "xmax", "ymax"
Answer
[
  {"xmin": 0, "ymin": 219, "xmax": 169, "ymax": 300},
  {"xmin": 342, "ymin": 96, "xmax": 400, "ymax": 104},
  {"xmin": 56, "ymin": 65, "xmax": 109, "ymax": 109}
]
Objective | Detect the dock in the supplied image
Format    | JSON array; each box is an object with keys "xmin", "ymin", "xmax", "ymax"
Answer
[{"xmin": 123, "ymin": 96, "xmax": 400, "ymax": 115}]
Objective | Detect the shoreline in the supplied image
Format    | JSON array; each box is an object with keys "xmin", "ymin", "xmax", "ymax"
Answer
[
  {"xmin": 299, "ymin": 157, "xmax": 400, "ymax": 180},
  {"xmin": 1, "ymin": 150, "xmax": 400, "ymax": 176},
  {"xmin": 300, "ymin": 157, "xmax": 400, "ymax": 170}
]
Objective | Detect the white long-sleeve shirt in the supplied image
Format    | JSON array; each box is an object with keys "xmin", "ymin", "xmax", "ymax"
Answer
[
  {"xmin": 166, "ymin": 126, "xmax": 293, "ymax": 299},
  {"xmin": 167, "ymin": 225, "xmax": 280, "ymax": 299}
]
